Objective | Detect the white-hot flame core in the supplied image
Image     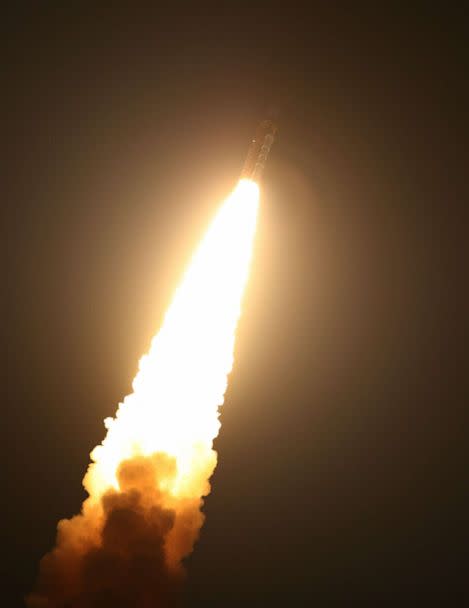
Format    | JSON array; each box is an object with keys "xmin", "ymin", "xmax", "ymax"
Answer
[{"xmin": 84, "ymin": 179, "xmax": 259, "ymax": 502}]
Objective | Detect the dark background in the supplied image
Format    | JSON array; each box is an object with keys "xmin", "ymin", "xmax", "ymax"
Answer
[{"xmin": 4, "ymin": 5, "xmax": 466, "ymax": 606}]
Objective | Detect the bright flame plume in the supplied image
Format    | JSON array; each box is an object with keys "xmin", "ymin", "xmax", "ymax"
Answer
[{"xmin": 28, "ymin": 179, "xmax": 259, "ymax": 607}]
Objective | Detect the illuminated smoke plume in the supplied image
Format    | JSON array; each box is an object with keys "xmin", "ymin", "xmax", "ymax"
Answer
[{"xmin": 28, "ymin": 179, "xmax": 259, "ymax": 607}]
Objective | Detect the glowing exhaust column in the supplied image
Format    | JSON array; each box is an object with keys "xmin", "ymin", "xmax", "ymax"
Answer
[{"xmin": 29, "ymin": 179, "xmax": 260, "ymax": 607}]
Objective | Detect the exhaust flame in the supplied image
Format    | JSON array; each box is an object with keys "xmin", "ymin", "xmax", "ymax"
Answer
[{"xmin": 28, "ymin": 179, "xmax": 259, "ymax": 607}]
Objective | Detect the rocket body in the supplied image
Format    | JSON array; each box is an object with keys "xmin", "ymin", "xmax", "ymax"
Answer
[{"xmin": 241, "ymin": 120, "xmax": 277, "ymax": 182}]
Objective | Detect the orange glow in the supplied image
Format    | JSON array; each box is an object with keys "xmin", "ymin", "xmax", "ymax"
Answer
[{"xmin": 28, "ymin": 179, "xmax": 260, "ymax": 604}]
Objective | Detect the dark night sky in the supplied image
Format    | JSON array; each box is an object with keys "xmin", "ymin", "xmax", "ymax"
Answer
[{"xmin": 4, "ymin": 6, "xmax": 466, "ymax": 606}]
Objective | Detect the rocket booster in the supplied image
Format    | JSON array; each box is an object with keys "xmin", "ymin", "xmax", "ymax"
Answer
[{"xmin": 241, "ymin": 120, "xmax": 277, "ymax": 182}]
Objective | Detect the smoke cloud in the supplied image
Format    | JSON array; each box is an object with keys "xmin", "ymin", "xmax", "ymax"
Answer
[{"xmin": 27, "ymin": 453, "xmax": 206, "ymax": 607}]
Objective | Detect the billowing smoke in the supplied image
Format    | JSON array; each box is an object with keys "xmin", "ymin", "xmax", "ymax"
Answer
[
  {"xmin": 28, "ymin": 455, "xmax": 188, "ymax": 607},
  {"xmin": 28, "ymin": 180, "xmax": 259, "ymax": 607}
]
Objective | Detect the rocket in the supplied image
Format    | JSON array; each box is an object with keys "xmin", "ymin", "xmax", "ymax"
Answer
[{"xmin": 241, "ymin": 120, "xmax": 277, "ymax": 182}]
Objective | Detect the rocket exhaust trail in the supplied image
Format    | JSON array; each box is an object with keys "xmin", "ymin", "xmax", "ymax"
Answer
[{"xmin": 28, "ymin": 179, "xmax": 260, "ymax": 607}]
